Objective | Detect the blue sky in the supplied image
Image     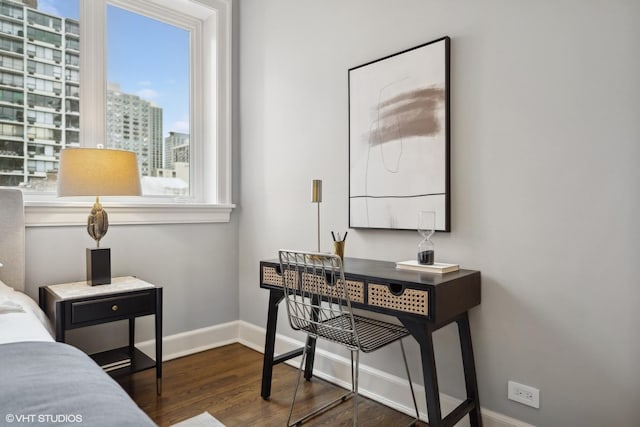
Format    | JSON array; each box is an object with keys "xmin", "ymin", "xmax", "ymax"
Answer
[{"xmin": 37, "ymin": 0, "xmax": 190, "ymax": 138}]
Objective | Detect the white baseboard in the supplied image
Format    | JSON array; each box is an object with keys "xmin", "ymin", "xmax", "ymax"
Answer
[
  {"xmin": 138, "ymin": 320, "xmax": 533, "ymax": 427},
  {"xmin": 137, "ymin": 320, "xmax": 239, "ymax": 361}
]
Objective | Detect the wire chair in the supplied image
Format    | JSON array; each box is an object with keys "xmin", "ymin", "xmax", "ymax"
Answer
[{"xmin": 279, "ymin": 250, "xmax": 419, "ymax": 427}]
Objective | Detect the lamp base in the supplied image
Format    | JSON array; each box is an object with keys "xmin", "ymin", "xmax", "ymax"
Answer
[{"xmin": 86, "ymin": 248, "xmax": 111, "ymax": 286}]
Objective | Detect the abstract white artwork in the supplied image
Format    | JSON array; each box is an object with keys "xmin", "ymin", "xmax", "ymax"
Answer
[{"xmin": 349, "ymin": 37, "xmax": 450, "ymax": 231}]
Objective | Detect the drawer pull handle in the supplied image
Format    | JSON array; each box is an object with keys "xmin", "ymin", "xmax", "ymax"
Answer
[
  {"xmin": 388, "ymin": 283, "xmax": 405, "ymax": 296},
  {"xmin": 112, "ymin": 304, "xmax": 119, "ymax": 311}
]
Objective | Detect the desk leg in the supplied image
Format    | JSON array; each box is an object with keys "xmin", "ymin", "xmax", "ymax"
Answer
[
  {"xmin": 457, "ymin": 312, "xmax": 482, "ymax": 427},
  {"xmin": 304, "ymin": 295, "xmax": 319, "ymax": 381},
  {"xmin": 261, "ymin": 289, "xmax": 284, "ymax": 399},
  {"xmin": 401, "ymin": 319, "xmax": 443, "ymax": 427},
  {"xmin": 303, "ymin": 336, "xmax": 316, "ymax": 381},
  {"xmin": 155, "ymin": 288, "xmax": 163, "ymax": 396}
]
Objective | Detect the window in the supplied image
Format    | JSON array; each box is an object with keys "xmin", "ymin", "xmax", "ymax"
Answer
[
  {"xmin": 0, "ymin": 106, "xmax": 23, "ymax": 121},
  {"xmin": 65, "ymin": 35, "xmax": 78, "ymax": 51},
  {"xmin": 0, "ymin": 71, "xmax": 22, "ymax": 88},
  {"xmin": 0, "ymin": 2, "xmax": 24, "ymax": 21},
  {"xmin": 27, "ymin": 10, "xmax": 62, "ymax": 32},
  {"xmin": 12, "ymin": 0, "xmax": 233, "ymax": 225},
  {"xmin": 106, "ymin": 5, "xmax": 190, "ymax": 196},
  {"xmin": 0, "ymin": 36, "xmax": 24, "ymax": 55},
  {"xmin": 0, "ymin": 21, "xmax": 23, "ymax": 37},
  {"xmin": 0, "ymin": 54, "xmax": 22, "ymax": 71},
  {"xmin": 0, "ymin": 123, "xmax": 23, "ymax": 137},
  {"xmin": 27, "ymin": 27, "xmax": 62, "ymax": 46},
  {"xmin": 64, "ymin": 68, "xmax": 78, "ymax": 83},
  {"xmin": 0, "ymin": 88, "xmax": 23, "ymax": 104},
  {"xmin": 65, "ymin": 52, "xmax": 79, "ymax": 67},
  {"xmin": 27, "ymin": 93, "xmax": 61, "ymax": 110},
  {"xmin": 27, "ymin": 43, "xmax": 62, "ymax": 62}
]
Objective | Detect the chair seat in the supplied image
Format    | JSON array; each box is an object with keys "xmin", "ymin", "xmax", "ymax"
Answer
[{"xmin": 301, "ymin": 314, "xmax": 410, "ymax": 353}]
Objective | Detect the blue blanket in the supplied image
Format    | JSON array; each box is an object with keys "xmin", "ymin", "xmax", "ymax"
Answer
[{"xmin": 0, "ymin": 341, "xmax": 155, "ymax": 426}]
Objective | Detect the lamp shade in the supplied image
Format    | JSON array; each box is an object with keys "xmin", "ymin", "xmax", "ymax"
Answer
[{"xmin": 57, "ymin": 148, "xmax": 142, "ymax": 197}]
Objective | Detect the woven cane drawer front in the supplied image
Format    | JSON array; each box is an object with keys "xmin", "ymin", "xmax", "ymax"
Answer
[
  {"xmin": 262, "ymin": 266, "xmax": 298, "ymax": 288},
  {"xmin": 301, "ymin": 272, "xmax": 364, "ymax": 304},
  {"xmin": 262, "ymin": 266, "xmax": 282, "ymax": 286},
  {"xmin": 368, "ymin": 283, "xmax": 429, "ymax": 316}
]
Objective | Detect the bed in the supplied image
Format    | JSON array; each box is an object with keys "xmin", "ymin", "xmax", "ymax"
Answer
[{"xmin": 0, "ymin": 189, "xmax": 155, "ymax": 426}]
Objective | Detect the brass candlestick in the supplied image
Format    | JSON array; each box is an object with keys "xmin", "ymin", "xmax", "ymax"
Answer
[{"xmin": 312, "ymin": 179, "xmax": 322, "ymax": 252}]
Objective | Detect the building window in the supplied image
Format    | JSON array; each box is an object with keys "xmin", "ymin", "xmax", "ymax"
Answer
[
  {"xmin": 5, "ymin": 0, "xmax": 232, "ymax": 223},
  {"xmin": 0, "ymin": 3, "xmax": 24, "ymax": 21},
  {"xmin": 27, "ymin": 27, "xmax": 62, "ymax": 46},
  {"xmin": 27, "ymin": 10, "xmax": 62, "ymax": 32},
  {"xmin": 0, "ymin": 21, "xmax": 23, "ymax": 37}
]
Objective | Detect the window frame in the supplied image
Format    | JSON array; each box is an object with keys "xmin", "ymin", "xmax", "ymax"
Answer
[{"xmin": 24, "ymin": 0, "xmax": 234, "ymax": 226}]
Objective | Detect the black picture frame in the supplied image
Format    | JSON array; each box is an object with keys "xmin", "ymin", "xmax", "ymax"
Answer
[{"xmin": 348, "ymin": 36, "xmax": 450, "ymax": 231}]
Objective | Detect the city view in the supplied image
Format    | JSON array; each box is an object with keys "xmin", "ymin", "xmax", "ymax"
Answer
[{"xmin": 0, "ymin": 0, "xmax": 190, "ymax": 196}]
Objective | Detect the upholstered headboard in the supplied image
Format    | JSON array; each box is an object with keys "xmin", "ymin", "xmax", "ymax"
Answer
[{"xmin": 0, "ymin": 189, "xmax": 25, "ymax": 292}]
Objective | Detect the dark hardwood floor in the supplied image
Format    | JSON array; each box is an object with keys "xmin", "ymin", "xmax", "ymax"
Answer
[{"xmin": 118, "ymin": 343, "xmax": 425, "ymax": 426}]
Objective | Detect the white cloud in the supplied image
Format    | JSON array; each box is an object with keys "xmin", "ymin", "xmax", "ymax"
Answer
[
  {"xmin": 136, "ymin": 88, "xmax": 160, "ymax": 101},
  {"xmin": 138, "ymin": 80, "xmax": 152, "ymax": 87},
  {"xmin": 37, "ymin": 0, "xmax": 60, "ymax": 16},
  {"xmin": 170, "ymin": 120, "xmax": 190, "ymax": 134}
]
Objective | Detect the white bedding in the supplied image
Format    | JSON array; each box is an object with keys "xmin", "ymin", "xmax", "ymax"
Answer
[{"xmin": 0, "ymin": 279, "xmax": 54, "ymax": 344}]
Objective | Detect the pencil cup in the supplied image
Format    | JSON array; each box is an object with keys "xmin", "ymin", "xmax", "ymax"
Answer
[{"xmin": 334, "ymin": 240, "xmax": 345, "ymax": 261}]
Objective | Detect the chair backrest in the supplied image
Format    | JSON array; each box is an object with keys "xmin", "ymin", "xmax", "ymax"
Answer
[
  {"xmin": 0, "ymin": 188, "xmax": 25, "ymax": 291},
  {"xmin": 278, "ymin": 250, "xmax": 359, "ymax": 350}
]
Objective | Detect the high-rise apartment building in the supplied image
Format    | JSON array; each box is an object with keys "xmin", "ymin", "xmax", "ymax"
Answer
[
  {"xmin": 0, "ymin": 0, "xmax": 164, "ymax": 188},
  {"xmin": 163, "ymin": 131, "xmax": 188, "ymax": 171},
  {"xmin": 148, "ymin": 104, "xmax": 162, "ymax": 174},
  {"xmin": 0, "ymin": 0, "xmax": 79, "ymax": 187},
  {"xmin": 106, "ymin": 82, "xmax": 163, "ymax": 177},
  {"xmin": 17, "ymin": 1, "xmax": 37, "ymax": 8},
  {"xmin": 173, "ymin": 142, "xmax": 189, "ymax": 164}
]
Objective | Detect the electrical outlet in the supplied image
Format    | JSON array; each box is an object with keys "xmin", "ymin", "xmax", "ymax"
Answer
[{"xmin": 508, "ymin": 380, "xmax": 540, "ymax": 408}]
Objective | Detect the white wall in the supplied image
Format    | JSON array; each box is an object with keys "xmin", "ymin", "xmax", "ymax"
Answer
[
  {"xmin": 25, "ymin": 221, "xmax": 239, "ymax": 354},
  {"xmin": 237, "ymin": 1, "xmax": 640, "ymax": 425}
]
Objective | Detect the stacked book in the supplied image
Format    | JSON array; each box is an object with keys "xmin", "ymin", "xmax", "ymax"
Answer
[
  {"xmin": 101, "ymin": 358, "xmax": 132, "ymax": 373},
  {"xmin": 395, "ymin": 260, "xmax": 459, "ymax": 274}
]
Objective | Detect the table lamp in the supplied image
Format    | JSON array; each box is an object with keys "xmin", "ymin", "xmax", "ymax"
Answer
[{"xmin": 57, "ymin": 147, "xmax": 142, "ymax": 285}]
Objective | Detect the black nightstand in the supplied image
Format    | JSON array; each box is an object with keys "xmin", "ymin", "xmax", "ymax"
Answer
[{"xmin": 39, "ymin": 276, "xmax": 163, "ymax": 395}]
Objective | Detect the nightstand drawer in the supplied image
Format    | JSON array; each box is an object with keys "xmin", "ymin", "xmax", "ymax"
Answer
[{"xmin": 71, "ymin": 292, "xmax": 155, "ymax": 324}]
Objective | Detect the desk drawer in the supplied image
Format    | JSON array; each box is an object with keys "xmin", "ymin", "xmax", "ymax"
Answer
[
  {"xmin": 71, "ymin": 292, "xmax": 154, "ymax": 324},
  {"xmin": 262, "ymin": 266, "xmax": 299, "ymax": 288},
  {"xmin": 301, "ymin": 272, "xmax": 364, "ymax": 304},
  {"xmin": 262, "ymin": 266, "xmax": 284, "ymax": 286},
  {"xmin": 368, "ymin": 283, "xmax": 429, "ymax": 316},
  {"xmin": 262, "ymin": 266, "xmax": 364, "ymax": 303}
]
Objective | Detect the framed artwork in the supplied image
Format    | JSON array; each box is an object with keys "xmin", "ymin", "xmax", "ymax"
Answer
[{"xmin": 348, "ymin": 36, "xmax": 450, "ymax": 231}]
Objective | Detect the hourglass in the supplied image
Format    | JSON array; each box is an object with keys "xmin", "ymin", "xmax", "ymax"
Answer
[{"xmin": 417, "ymin": 211, "xmax": 435, "ymax": 265}]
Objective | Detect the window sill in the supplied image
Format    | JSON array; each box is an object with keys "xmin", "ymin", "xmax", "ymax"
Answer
[{"xmin": 24, "ymin": 201, "xmax": 235, "ymax": 227}]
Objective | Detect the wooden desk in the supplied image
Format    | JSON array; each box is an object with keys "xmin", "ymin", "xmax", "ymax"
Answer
[{"xmin": 259, "ymin": 257, "xmax": 482, "ymax": 427}]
